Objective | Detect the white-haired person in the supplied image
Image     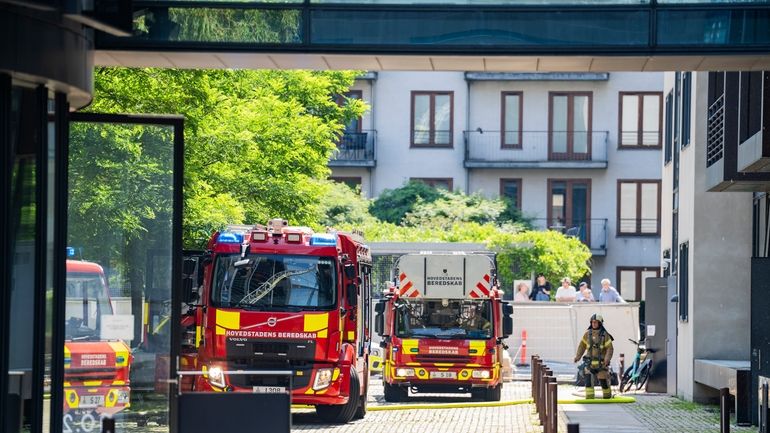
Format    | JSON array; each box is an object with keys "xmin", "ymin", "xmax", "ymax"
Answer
[
  {"xmin": 598, "ymin": 278, "xmax": 625, "ymax": 303},
  {"xmin": 514, "ymin": 282, "xmax": 531, "ymax": 302},
  {"xmin": 555, "ymin": 277, "xmax": 577, "ymax": 302}
]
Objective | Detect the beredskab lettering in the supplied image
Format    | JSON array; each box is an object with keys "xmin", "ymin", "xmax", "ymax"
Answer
[
  {"xmin": 225, "ymin": 330, "xmax": 317, "ymax": 339},
  {"xmin": 426, "ymin": 276, "xmax": 463, "ymax": 286}
]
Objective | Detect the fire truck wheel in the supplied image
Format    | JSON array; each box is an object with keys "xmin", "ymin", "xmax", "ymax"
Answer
[
  {"xmin": 316, "ymin": 367, "xmax": 360, "ymax": 424},
  {"xmin": 383, "ymin": 381, "xmax": 407, "ymax": 402},
  {"xmin": 485, "ymin": 384, "xmax": 502, "ymax": 402},
  {"xmin": 354, "ymin": 368, "xmax": 368, "ymax": 419}
]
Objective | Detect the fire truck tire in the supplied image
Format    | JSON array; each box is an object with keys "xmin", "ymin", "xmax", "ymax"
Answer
[
  {"xmin": 485, "ymin": 384, "xmax": 502, "ymax": 402},
  {"xmin": 383, "ymin": 381, "xmax": 407, "ymax": 402},
  {"xmin": 316, "ymin": 367, "xmax": 360, "ymax": 424},
  {"xmin": 354, "ymin": 369, "xmax": 369, "ymax": 419}
]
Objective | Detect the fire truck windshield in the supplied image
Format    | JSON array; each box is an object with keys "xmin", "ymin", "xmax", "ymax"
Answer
[
  {"xmin": 65, "ymin": 272, "xmax": 113, "ymax": 340},
  {"xmin": 212, "ymin": 254, "xmax": 336, "ymax": 310},
  {"xmin": 395, "ymin": 299, "xmax": 492, "ymax": 340}
]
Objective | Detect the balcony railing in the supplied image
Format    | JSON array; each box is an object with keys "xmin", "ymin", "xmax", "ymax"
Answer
[
  {"xmin": 530, "ymin": 218, "xmax": 608, "ymax": 255},
  {"xmin": 464, "ymin": 130, "xmax": 608, "ymax": 168},
  {"xmin": 329, "ymin": 130, "xmax": 376, "ymax": 167}
]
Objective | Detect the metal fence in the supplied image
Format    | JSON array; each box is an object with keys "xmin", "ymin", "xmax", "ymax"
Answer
[
  {"xmin": 464, "ymin": 130, "xmax": 609, "ymax": 164},
  {"xmin": 529, "ymin": 218, "xmax": 608, "ymax": 253},
  {"xmin": 329, "ymin": 130, "xmax": 376, "ymax": 165}
]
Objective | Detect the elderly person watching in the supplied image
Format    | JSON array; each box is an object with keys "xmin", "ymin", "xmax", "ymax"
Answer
[
  {"xmin": 576, "ymin": 282, "xmax": 595, "ymax": 302},
  {"xmin": 555, "ymin": 277, "xmax": 577, "ymax": 302},
  {"xmin": 514, "ymin": 282, "xmax": 531, "ymax": 302},
  {"xmin": 598, "ymin": 278, "xmax": 626, "ymax": 303}
]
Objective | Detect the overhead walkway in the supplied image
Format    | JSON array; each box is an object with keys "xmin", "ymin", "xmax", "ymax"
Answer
[{"xmin": 95, "ymin": 0, "xmax": 770, "ymax": 71}]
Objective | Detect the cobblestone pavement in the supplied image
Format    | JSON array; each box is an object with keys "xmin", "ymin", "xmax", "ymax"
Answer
[
  {"xmin": 294, "ymin": 378, "xmax": 763, "ymax": 433},
  {"xmin": 293, "ymin": 378, "xmax": 541, "ymax": 432}
]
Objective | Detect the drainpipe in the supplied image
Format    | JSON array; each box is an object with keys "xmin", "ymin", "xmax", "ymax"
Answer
[{"xmin": 370, "ymin": 75, "xmax": 376, "ymax": 198}]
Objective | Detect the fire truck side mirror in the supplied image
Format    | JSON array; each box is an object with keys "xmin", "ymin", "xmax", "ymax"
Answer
[
  {"xmin": 344, "ymin": 262, "xmax": 356, "ymax": 279},
  {"xmin": 346, "ymin": 282, "xmax": 358, "ymax": 308},
  {"xmin": 502, "ymin": 302, "xmax": 514, "ymax": 338},
  {"xmin": 182, "ymin": 279, "xmax": 198, "ymax": 304}
]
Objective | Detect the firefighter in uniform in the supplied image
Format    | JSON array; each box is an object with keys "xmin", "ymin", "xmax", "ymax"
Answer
[{"xmin": 573, "ymin": 313, "xmax": 614, "ymax": 399}]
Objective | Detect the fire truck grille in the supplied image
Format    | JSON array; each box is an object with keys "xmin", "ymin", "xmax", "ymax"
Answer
[
  {"xmin": 252, "ymin": 342, "xmax": 290, "ymax": 355},
  {"xmin": 414, "ymin": 355, "xmax": 473, "ymax": 364},
  {"xmin": 226, "ymin": 361, "xmax": 312, "ymax": 390}
]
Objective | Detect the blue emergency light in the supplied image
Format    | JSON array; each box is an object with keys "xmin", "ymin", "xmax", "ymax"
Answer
[
  {"xmin": 66, "ymin": 247, "xmax": 76, "ymax": 257},
  {"xmin": 310, "ymin": 233, "xmax": 337, "ymax": 246},
  {"xmin": 217, "ymin": 232, "xmax": 243, "ymax": 244}
]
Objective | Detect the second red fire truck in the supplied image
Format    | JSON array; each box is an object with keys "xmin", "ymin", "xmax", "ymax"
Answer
[
  {"xmin": 182, "ymin": 219, "xmax": 372, "ymax": 423},
  {"xmin": 375, "ymin": 252, "xmax": 513, "ymax": 401}
]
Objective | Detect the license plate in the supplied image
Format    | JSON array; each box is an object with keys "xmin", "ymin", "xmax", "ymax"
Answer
[
  {"xmin": 252, "ymin": 386, "xmax": 286, "ymax": 394},
  {"xmin": 429, "ymin": 371, "xmax": 457, "ymax": 379},
  {"xmin": 79, "ymin": 395, "xmax": 104, "ymax": 408}
]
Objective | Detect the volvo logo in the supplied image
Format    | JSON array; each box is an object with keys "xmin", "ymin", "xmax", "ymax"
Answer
[{"xmin": 267, "ymin": 317, "xmax": 278, "ymax": 327}]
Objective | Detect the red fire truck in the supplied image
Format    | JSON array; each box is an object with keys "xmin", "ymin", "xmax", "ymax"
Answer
[
  {"xmin": 182, "ymin": 219, "xmax": 372, "ymax": 423},
  {"xmin": 64, "ymin": 257, "xmax": 132, "ymax": 428},
  {"xmin": 375, "ymin": 252, "xmax": 513, "ymax": 401}
]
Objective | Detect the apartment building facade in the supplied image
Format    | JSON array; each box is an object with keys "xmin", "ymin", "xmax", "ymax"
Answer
[
  {"xmin": 660, "ymin": 70, "xmax": 770, "ymax": 422},
  {"xmin": 331, "ymin": 71, "xmax": 663, "ymax": 299}
]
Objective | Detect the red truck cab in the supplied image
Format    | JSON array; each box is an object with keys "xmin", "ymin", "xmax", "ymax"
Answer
[
  {"xmin": 375, "ymin": 252, "xmax": 513, "ymax": 401},
  {"xmin": 183, "ymin": 219, "xmax": 372, "ymax": 423},
  {"xmin": 64, "ymin": 258, "xmax": 132, "ymax": 424}
]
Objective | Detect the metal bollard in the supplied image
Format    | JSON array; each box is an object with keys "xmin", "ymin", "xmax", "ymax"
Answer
[
  {"xmin": 540, "ymin": 368, "xmax": 552, "ymax": 424},
  {"xmin": 619, "ymin": 353, "xmax": 625, "ymax": 378},
  {"xmin": 548, "ymin": 381, "xmax": 558, "ymax": 433},
  {"xmin": 567, "ymin": 423, "xmax": 580, "ymax": 433},
  {"xmin": 533, "ymin": 359, "xmax": 541, "ymax": 411},
  {"xmin": 102, "ymin": 417, "xmax": 115, "ymax": 433},
  {"xmin": 544, "ymin": 376, "xmax": 556, "ymax": 430},
  {"xmin": 720, "ymin": 387, "xmax": 730, "ymax": 433}
]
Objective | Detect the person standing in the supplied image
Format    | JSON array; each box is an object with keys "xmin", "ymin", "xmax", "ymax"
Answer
[
  {"xmin": 598, "ymin": 278, "xmax": 626, "ymax": 303},
  {"xmin": 573, "ymin": 314, "xmax": 614, "ymax": 399},
  {"xmin": 529, "ymin": 273, "xmax": 552, "ymax": 301},
  {"xmin": 555, "ymin": 277, "xmax": 577, "ymax": 302}
]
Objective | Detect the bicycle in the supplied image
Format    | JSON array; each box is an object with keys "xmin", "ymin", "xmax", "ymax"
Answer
[{"xmin": 619, "ymin": 338, "xmax": 655, "ymax": 393}]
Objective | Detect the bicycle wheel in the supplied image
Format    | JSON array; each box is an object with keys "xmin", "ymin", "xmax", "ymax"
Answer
[
  {"xmin": 618, "ymin": 367, "xmax": 632, "ymax": 393},
  {"xmin": 635, "ymin": 365, "xmax": 651, "ymax": 391}
]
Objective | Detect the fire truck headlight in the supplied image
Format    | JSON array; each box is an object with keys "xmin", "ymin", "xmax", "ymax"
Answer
[
  {"xmin": 313, "ymin": 368, "xmax": 334, "ymax": 391},
  {"xmin": 396, "ymin": 368, "xmax": 415, "ymax": 378},
  {"xmin": 208, "ymin": 366, "xmax": 226, "ymax": 389},
  {"xmin": 471, "ymin": 370, "xmax": 491, "ymax": 379}
]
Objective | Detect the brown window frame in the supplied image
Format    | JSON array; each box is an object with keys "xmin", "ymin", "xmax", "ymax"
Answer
[
  {"xmin": 410, "ymin": 91, "xmax": 454, "ymax": 148},
  {"xmin": 618, "ymin": 91, "xmax": 663, "ymax": 149},
  {"xmin": 501, "ymin": 91, "xmax": 523, "ymax": 149},
  {"xmin": 411, "ymin": 177, "xmax": 454, "ymax": 191},
  {"xmin": 499, "ymin": 178, "xmax": 522, "ymax": 210},
  {"xmin": 616, "ymin": 179, "xmax": 662, "ymax": 236},
  {"xmin": 547, "ymin": 178, "xmax": 592, "ymax": 243},
  {"xmin": 616, "ymin": 266, "xmax": 660, "ymax": 301},
  {"xmin": 548, "ymin": 91, "xmax": 593, "ymax": 160}
]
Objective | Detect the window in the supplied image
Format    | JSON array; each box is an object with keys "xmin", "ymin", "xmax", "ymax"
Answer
[
  {"xmin": 548, "ymin": 179, "xmax": 591, "ymax": 244},
  {"xmin": 619, "ymin": 92, "xmax": 662, "ymax": 148},
  {"xmin": 500, "ymin": 178, "xmax": 522, "ymax": 210},
  {"xmin": 664, "ymin": 91, "xmax": 673, "ymax": 164},
  {"xmin": 679, "ymin": 242, "xmax": 689, "ymax": 322},
  {"xmin": 411, "ymin": 91, "xmax": 453, "ymax": 147},
  {"xmin": 617, "ymin": 180, "xmax": 661, "ymax": 235},
  {"xmin": 739, "ymin": 71, "xmax": 763, "ymax": 144},
  {"xmin": 549, "ymin": 92, "xmax": 592, "ymax": 160},
  {"xmin": 501, "ymin": 92, "xmax": 523, "ymax": 148},
  {"xmin": 411, "ymin": 177, "xmax": 453, "ymax": 191},
  {"xmin": 681, "ymin": 73, "xmax": 691, "ymax": 148},
  {"xmin": 330, "ymin": 176, "xmax": 362, "ymax": 191},
  {"xmin": 337, "ymin": 90, "xmax": 363, "ymax": 134},
  {"xmin": 617, "ymin": 267, "xmax": 660, "ymax": 301}
]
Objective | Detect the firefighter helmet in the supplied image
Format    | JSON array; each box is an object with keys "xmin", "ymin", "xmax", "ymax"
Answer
[{"xmin": 590, "ymin": 313, "xmax": 604, "ymax": 324}]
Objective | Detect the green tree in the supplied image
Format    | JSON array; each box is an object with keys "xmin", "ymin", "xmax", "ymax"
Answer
[
  {"xmin": 490, "ymin": 230, "xmax": 592, "ymax": 292},
  {"xmin": 88, "ymin": 67, "xmax": 367, "ymax": 248},
  {"xmin": 368, "ymin": 180, "xmax": 443, "ymax": 224}
]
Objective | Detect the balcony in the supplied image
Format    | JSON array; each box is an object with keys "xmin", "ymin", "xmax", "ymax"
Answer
[
  {"xmin": 329, "ymin": 130, "xmax": 376, "ymax": 167},
  {"xmin": 464, "ymin": 131, "xmax": 608, "ymax": 169},
  {"xmin": 530, "ymin": 218, "xmax": 608, "ymax": 256}
]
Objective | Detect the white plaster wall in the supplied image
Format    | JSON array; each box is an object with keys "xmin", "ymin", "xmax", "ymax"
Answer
[{"xmin": 371, "ymin": 71, "xmax": 468, "ymax": 193}]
